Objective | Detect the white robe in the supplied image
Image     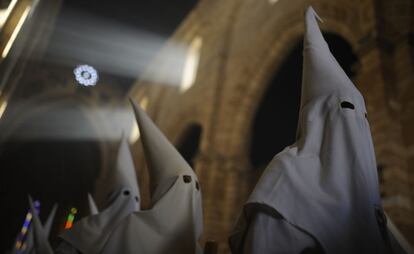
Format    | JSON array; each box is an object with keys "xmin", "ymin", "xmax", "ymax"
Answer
[
  {"xmin": 240, "ymin": 206, "xmax": 321, "ymax": 254},
  {"xmin": 58, "ymin": 176, "xmax": 202, "ymax": 254},
  {"xmin": 59, "ymin": 187, "xmax": 139, "ymax": 254},
  {"xmin": 99, "ymin": 174, "xmax": 202, "ymax": 254}
]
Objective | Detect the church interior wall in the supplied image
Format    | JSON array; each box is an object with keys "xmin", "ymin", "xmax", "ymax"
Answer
[{"xmin": 0, "ymin": 0, "xmax": 412, "ymax": 252}]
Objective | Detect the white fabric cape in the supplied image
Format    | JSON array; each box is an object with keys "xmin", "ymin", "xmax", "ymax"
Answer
[
  {"xmin": 60, "ymin": 176, "xmax": 202, "ymax": 254},
  {"xmin": 60, "ymin": 136, "xmax": 140, "ymax": 254},
  {"xmin": 101, "ymin": 174, "xmax": 202, "ymax": 254},
  {"xmin": 59, "ymin": 187, "xmax": 139, "ymax": 254}
]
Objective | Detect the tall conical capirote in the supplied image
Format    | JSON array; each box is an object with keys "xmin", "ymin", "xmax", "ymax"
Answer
[
  {"xmin": 43, "ymin": 203, "xmax": 57, "ymax": 238},
  {"xmin": 300, "ymin": 6, "xmax": 358, "ymax": 110},
  {"xmin": 87, "ymin": 193, "xmax": 99, "ymax": 215},
  {"xmin": 129, "ymin": 98, "xmax": 193, "ymax": 204},
  {"xmin": 105, "ymin": 134, "xmax": 140, "ymax": 200}
]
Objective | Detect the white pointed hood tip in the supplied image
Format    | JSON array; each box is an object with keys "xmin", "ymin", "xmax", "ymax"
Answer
[
  {"xmin": 301, "ymin": 6, "xmax": 357, "ymax": 110},
  {"xmin": 87, "ymin": 193, "xmax": 99, "ymax": 215},
  {"xmin": 28, "ymin": 196, "xmax": 54, "ymax": 254},
  {"xmin": 44, "ymin": 203, "xmax": 58, "ymax": 237},
  {"xmin": 304, "ymin": 6, "xmax": 325, "ymax": 50},
  {"xmin": 129, "ymin": 98, "xmax": 194, "ymax": 203},
  {"xmin": 106, "ymin": 134, "xmax": 140, "ymax": 199}
]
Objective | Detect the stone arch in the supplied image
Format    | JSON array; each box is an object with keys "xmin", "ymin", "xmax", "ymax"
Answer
[
  {"xmin": 176, "ymin": 123, "xmax": 203, "ymax": 168},
  {"xmin": 227, "ymin": 9, "xmax": 363, "ymax": 165}
]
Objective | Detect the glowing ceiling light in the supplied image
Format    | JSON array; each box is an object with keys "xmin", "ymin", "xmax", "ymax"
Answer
[
  {"xmin": 180, "ymin": 36, "xmax": 202, "ymax": 93},
  {"xmin": 129, "ymin": 97, "xmax": 149, "ymax": 143},
  {"xmin": 269, "ymin": 0, "xmax": 279, "ymax": 4},
  {"xmin": 2, "ymin": 6, "xmax": 31, "ymax": 59},
  {"xmin": 0, "ymin": 0, "xmax": 19, "ymax": 28},
  {"xmin": 0, "ymin": 101, "xmax": 8, "ymax": 119},
  {"xmin": 74, "ymin": 64, "xmax": 99, "ymax": 86},
  {"xmin": 129, "ymin": 122, "xmax": 139, "ymax": 144}
]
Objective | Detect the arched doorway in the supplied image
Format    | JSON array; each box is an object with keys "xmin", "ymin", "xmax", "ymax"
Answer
[
  {"xmin": 250, "ymin": 33, "xmax": 358, "ymax": 170},
  {"xmin": 176, "ymin": 124, "xmax": 202, "ymax": 168}
]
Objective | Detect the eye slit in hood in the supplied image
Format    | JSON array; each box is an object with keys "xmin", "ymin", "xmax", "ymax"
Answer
[
  {"xmin": 340, "ymin": 101, "xmax": 355, "ymax": 110},
  {"xmin": 183, "ymin": 175, "xmax": 192, "ymax": 183}
]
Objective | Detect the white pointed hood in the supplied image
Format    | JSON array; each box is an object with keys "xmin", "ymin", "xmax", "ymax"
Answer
[
  {"xmin": 87, "ymin": 193, "xmax": 99, "ymax": 215},
  {"xmin": 60, "ymin": 101, "xmax": 203, "ymax": 254},
  {"xmin": 91, "ymin": 99, "xmax": 203, "ymax": 254},
  {"xmin": 104, "ymin": 135, "xmax": 140, "ymax": 202},
  {"xmin": 130, "ymin": 99, "xmax": 194, "ymax": 205},
  {"xmin": 300, "ymin": 7, "xmax": 360, "ymax": 110},
  {"xmin": 43, "ymin": 204, "xmax": 57, "ymax": 238},
  {"xmin": 28, "ymin": 197, "xmax": 54, "ymax": 254},
  {"xmin": 59, "ymin": 136, "xmax": 141, "ymax": 254},
  {"xmin": 230, "ymin": 7, "xmax": 390, "ymax": 254}
]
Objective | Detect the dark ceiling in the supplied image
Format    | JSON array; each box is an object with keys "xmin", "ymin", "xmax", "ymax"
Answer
[
  {"xmin": 64, "ymin": 0, "xmax": 198, "ymax": 36},
  {"xmin": 43, "ymin": 0, "xmax": 199, "ymax": 92}
]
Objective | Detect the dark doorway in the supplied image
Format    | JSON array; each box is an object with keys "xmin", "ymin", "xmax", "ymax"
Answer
[
  {"xmin": 250, "ymin": 33, "xmax": 358, "ymax": 169},
  {"xmin": 176, "ymin": 124, "xmax": 202, "ymax": 168},
  {"xmin": 0, "ymin": 106, "xmax": 101, "ymax": 252}
]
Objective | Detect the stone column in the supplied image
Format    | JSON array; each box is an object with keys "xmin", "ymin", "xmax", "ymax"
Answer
[
  {"xmin": 355, "ymin": 39, "xmax": 413, "ymax": 242},
  {"xmin": 195, "ymin": 150, "xmax": 257, "ymax": 254},
  {"xmin": 393, "ymin": 37, "xmax": 414, "ymax": 242}
]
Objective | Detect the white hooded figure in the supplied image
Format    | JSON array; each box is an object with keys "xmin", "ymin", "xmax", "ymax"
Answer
[
  {"xmin": 229, "ymin": 6, "xmax": 407, "ymax": 254},
  {"xmin": 57, "ymin": 100, "xmax": 203, "ymax": 254},
  {"xmin": 57, "ymin": 135, "xmax": 141, "ymax": 254}
]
